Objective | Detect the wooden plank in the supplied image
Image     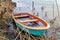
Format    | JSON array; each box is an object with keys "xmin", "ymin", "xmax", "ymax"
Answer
[
  {"xmin": 14, "ymin": 15, "xmax": 29, "ymax": 18},
  {"xmin": 20, "ymin": 19, "xmax": 38, "ymax": 22}
]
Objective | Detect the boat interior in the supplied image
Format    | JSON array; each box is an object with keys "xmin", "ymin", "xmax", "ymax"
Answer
[{"xmin": 14, "ymin": 13, "xmax": 44, "ymax": 27}]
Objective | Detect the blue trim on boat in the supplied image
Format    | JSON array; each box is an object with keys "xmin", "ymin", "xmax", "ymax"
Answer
[{"xmin": 15, "ymin": 22, "xmax": 46, "ymax": 36}]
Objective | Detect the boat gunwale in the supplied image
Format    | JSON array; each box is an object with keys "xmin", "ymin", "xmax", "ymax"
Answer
[{"xmin": 12, "ymin": 12, "xmax": 50, "ymax": 30}]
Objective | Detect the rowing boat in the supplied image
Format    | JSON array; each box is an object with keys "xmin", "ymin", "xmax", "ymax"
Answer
[{"xmin": 12, "ymin": 12, "xmax": 50, "ymax": 36}]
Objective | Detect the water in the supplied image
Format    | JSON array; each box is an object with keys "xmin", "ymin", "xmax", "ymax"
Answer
[
  {"xmin": 12, "ymin": 0, "xmax": 60, "ymax": 20},
  {"xmin": 12, "ymin": 0, "xmax": 60, "ymax": 40}
]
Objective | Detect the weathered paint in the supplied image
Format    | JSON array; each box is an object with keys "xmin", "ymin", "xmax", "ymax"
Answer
[{"xmin": 16, "ymin": 22, "xmax": 46, "ymax": 36}]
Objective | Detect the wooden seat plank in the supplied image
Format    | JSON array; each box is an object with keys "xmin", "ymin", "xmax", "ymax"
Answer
[
  {"xmin": 14, "ymin": 15, "xmax": 29, "ymax": 18},
  {"xmin": 21, "ymin": 19, "xmax": 38, "ymax": 22}
]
